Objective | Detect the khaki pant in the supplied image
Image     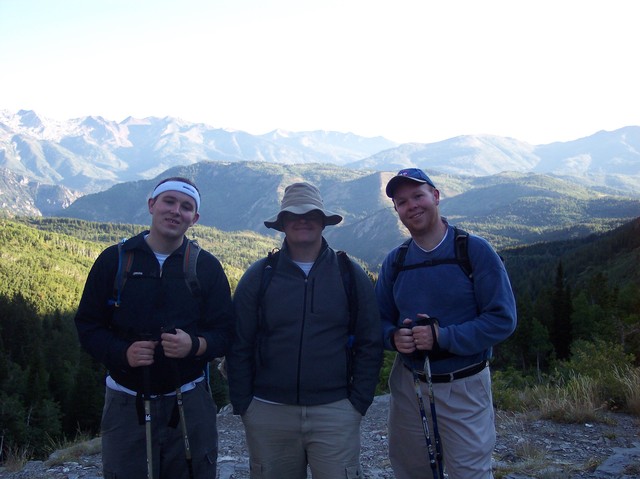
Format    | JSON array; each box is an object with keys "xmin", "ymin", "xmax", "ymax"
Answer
[
  {"xmin": 388, "ymin": 355, "xmax": 495, "ymax": 479},
  {"xmin": 241, "ymin": 398, "xmax": 362, "ymax": 479}
]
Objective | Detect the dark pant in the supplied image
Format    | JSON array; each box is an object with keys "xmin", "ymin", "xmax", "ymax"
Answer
[{"xmin": 101, "ymin": 381, "xmax": 218, "ymax": 479}]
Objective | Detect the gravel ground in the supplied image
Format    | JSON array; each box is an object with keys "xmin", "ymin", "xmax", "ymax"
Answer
[{"xmin": 2, "ymin": 394, "xmax": 639, "ymax": 479}]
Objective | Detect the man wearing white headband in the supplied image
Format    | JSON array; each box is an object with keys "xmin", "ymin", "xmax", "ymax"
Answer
[
  {"xmin": 151, "ymin": 179, "xmax": 201, "ymax": 212},
  {"xmin": 76, "ymin": 176, "xmax": 234, "ymax": 479}
]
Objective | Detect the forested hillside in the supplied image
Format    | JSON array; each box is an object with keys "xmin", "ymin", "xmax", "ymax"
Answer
[
  {"xmin": 1, "ymin": 217, "xmax": 639, "ymax": 462},
  {"xmin": 497, "ymin": 217, "xmax": 640, "ymax": 369},
  {"xmin": 0, "ymin": 220, "xmax": 104, "ymax": 459},
  {"xmin": 10, "ymin": 217, "xmax": 282, "ymax": 290}
]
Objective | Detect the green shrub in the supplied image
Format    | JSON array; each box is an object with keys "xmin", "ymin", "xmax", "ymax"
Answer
[
  {"xmin": 492, "ymin": 367, "xmax": 538, "ymax": 411},
  {"xmin": 376, "ymin": 351, "xmax": 395, "ymax": 395}
]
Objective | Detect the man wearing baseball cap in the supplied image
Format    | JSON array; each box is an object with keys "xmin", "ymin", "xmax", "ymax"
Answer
[{"xmin": 376, "ymin": 168, "xmax": 517, "ymax": 479}]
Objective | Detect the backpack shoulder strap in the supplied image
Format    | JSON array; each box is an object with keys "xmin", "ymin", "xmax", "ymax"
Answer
[
  {"xmin": 110, "ymin": 238, "xmax": 202, "ymax": 306},
  {"xmin": 336, "ymin": 251, "xmax": 360, "ymax": 386},
  {"xmin": 184, "ymin": 239, "xmax": 202, "ymax": 297},
  {"xmin": 337, "ymin": 251, "xmax": 358, "ymax": 346},
  {"xmin": 258, "ymin": 248, "xmax": 280, "ymax": 306},
  {"xmin": 391, "ymin": 229, "xmax": 474, "ymax": 282},
  {"xmin": 391, "ymin": 238, "xmax": 413, "ymax": 283},
  {"xmin": 453, "ymin": 226, "xmax": 473, "ymax": 281},
  {"xmin": 109, "ymin": 238, "xmax": 132, "ymax": 307},
  {"xmin": 256, "ymin": 248, "xmax": 280, "ymax": 334}
]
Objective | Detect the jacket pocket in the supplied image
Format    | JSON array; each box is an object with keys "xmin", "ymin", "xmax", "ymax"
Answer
[{"xmin": 345, "ymin": 464, "xmax": 363, "ymax": 478}]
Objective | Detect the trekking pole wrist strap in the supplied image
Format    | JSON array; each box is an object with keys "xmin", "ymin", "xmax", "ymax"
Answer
[
  {"xmin": 428, "ymin": 319, "xmax": 441, "ymax": 353},
  {"xmin": 390, "ymin": 330, "xmax": 399, "ymax": 351},
  {"xmin": 188, "ymin": 334, "xmax": 200, "ymax": 357}
]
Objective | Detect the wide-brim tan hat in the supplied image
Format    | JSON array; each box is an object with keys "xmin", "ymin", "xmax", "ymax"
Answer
[{"xmin": 264, "ymin": 182, "xmax": 343, "ymax": 232}]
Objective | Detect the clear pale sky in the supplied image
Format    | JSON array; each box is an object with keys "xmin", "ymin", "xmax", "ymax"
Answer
[{"xmin": 1, "ymin": 0, "xmax": 638, "ymax": 145}]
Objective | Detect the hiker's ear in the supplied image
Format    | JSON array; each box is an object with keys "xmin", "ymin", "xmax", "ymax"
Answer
[{"xmin": 190, "ymin": 212, "xmax": 200, "ymax": 226}]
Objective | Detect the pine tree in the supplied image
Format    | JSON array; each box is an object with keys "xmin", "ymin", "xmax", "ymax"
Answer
[
  {"xmin": 68, "ymin": 353, "xmax": 105, "ymax": 435},
  {"xmin": 551, "ymin": 262, "xmax": 573, "ymax": 359}
]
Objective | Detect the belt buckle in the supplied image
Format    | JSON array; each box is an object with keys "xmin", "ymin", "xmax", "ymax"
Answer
[{"xmin": 447, "ymin": 372, "xmax": 455, "ymax": 382}]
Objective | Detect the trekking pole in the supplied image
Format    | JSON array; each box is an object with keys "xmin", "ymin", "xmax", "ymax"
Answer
[
  {"xmin": 411, "ymin": 367, "xmax": 439, "ymax": 477},
  {"xmin": 162, "ymin": 326, "xmax": 195, "ymax": 479},
  {"xmin": 423, "ymin": 354, "xmax": 445, "ymax": 479},
  {"xmin": 176, "ymin": 386, "xmax": 194, "ymax": 479},
  {"xmin": 142, "ymin": 365, "xmax": 153, "ymax": 479}
]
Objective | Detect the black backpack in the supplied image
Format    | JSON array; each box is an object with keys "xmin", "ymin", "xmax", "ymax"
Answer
[
  {"xmin": 391, "ymin": 226, "xmax": 473, "ymax": 283},
  {"xmin": 108, "ymin": 238, "xmax": 202, "ymax": 308}
]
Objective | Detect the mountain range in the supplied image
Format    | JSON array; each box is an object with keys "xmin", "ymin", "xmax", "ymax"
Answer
[
  {"xmin": 55, "ymin": 161, "xmax": 640, "ymax": 267},
  {"xmin": 2, "ymin": 109, "xmax": 640, "ymax": 196},
  {"xmin": 2, "ymin": 109, "xmax": 640, "ymax": 267}
]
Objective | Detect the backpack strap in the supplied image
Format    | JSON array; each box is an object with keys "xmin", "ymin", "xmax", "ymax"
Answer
[
  {"xmin": 108, "ymin": 238, "xmax": 202, "ymax": 307},
  {"xmin": 184, "ymin": 239, "xmax": 202, "ymax": 297},
  {"xmin": 391, "ymin": 238, "xmax": 413, "ymax": 283},
  {"xmin": 337, "ymin": 251, "xmax": 358, "ymax": 347},
  {"xmin": 391, "ymin": 227, "xmax": 474, "ymax": 282},
  {"xmin": 452, "ymin": 226, "xmax": 473, "ymax": 281},
  {"xmin": 257, "ymin": 248, "xmax": 280, "ymax": 332},
  {"xmin": 337, "ymin": 251, "xmax": 359, "ymax": 385},
  {"xmin": 258, "ymin": 248, "xmax": 280, "ymax": 303},
  {"xmin": 109, "ymin": 238, "xmax": 133, "ymax": 307}
]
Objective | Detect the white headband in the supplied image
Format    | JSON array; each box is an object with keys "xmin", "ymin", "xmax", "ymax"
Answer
[{"xmin": 151, "ymin": 181, "xmax": 201, "ymax": 211}]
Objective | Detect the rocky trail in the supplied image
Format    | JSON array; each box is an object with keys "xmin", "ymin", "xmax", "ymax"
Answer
[{"xmin": 2, "ymin": 394, "xmax": 639, "ymax": 479}]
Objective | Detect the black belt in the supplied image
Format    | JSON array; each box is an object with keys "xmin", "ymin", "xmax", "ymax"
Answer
[{"xmin": 409, "ymin": 360, "xmax": 488, "ymax": 383}]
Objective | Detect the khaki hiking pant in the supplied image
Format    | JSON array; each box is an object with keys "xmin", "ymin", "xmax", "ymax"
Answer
[
  {"xmin": 241, "ymin": 398, "xmax": 363, "ymax": 479},
  {"xmin": 388, "ymin": 354, "xmax": 495, "ymax": 479}
]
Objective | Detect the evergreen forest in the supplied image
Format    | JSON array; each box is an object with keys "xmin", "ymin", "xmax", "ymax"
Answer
[{"xmin": 1, "ymin": 216, "xmax": 639, "ymax": 461}]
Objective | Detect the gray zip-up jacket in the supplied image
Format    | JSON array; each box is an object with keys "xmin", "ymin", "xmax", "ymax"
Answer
[{"xmin": 228, "ymin": 239, "xmax": 383, "ymax": 416}]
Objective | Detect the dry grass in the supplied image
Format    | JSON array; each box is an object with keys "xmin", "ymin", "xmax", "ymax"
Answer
[
  {"xmin": 492, "ymin": 366, "xmax": 640, "ymax": 478},
  {"xmin": 615, "ymin": 365, "xmax": 640, "ymax": 416},
  {"xmin": 44, "ymin": 437, "xmax": 101, "ymax": 467},
  {"xmin": 510, "ymin": 365, "xmax": 640, "ymax": 423},
  {"xmin": 1, "ymin": 445, "xmax": 32, "ymax": 472},
  {"xmin": 532, "ymin": 374, "xmax": 602, "ymax": 423}
]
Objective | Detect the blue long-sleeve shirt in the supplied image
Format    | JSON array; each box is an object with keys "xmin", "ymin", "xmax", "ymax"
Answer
[{"xmin": 375, "ymin": 223, "xmax": 517, "ymax": 375}]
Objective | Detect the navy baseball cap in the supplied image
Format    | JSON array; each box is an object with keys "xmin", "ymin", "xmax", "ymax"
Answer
[{"xmin": 385, "ymin": 168, "xmax": 437, "ymax": 198}]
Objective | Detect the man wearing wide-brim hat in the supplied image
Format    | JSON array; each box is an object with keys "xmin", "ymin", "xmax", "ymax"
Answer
[{"xmin": 228, "ymin": 182, "xmax": 383, "ymax": 479}]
